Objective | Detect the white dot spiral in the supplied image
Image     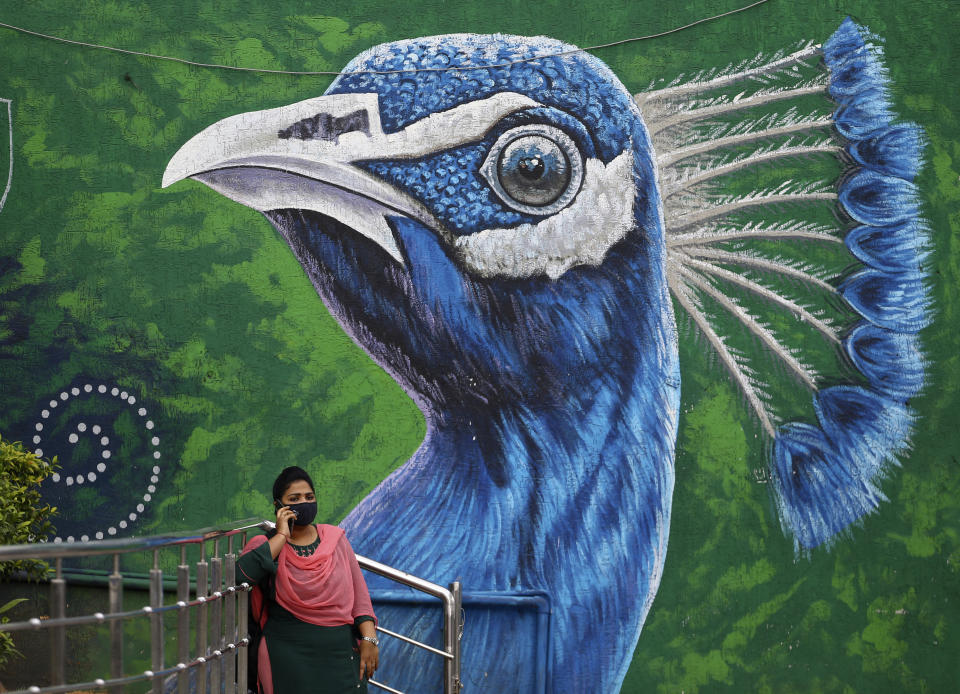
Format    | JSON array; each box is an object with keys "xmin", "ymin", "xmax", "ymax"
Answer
[{"xmin": 33, "ymin": 383, "xmax": 162, "ymax": 542}]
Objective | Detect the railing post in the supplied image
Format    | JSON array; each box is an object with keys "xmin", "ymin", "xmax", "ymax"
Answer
[
  {"xmin": 149, "ymin": 549, "xmax": 165, "ymax": 694},
  {"xmin": 237, "ymin": 530, "xmax": 249, "ymax": 694},
  {"xmin": 224, "ymin": 535, "xmax": 237, "ymax": 692},
  {"xmin": 237, "ymin": 582, "xmax": 249, "ymax": 694},
  {"xmin": 196, "ymin": 539, "xmax": 209, "ymax": 694},
  {"xmin": 210, "ymin": 539, "xmax": 223, "ymax": 694},
  {"xmin": 108, "ymin": 553, "xmax": 125, "ymax": 694},
  {"xmin": 444, "ymin": 581, "xmax": 463, "ymax": 694},
  {"xmin": 50, "ymin": 557, "xmax": 66, "ymax": 686},
  {"xmin": 177, "ymin": 545, "xmax": 191, "ymax": 694}
]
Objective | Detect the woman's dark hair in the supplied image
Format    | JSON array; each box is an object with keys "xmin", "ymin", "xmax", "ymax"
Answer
[{"xmin": 272, "ymin": 466, "xmax": 315, "ymax": 505}]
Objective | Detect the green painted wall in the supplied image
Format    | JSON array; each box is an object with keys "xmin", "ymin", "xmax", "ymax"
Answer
[{"xmin": 1, "ymin": 1, "xmax": 958, "ymax": 690}]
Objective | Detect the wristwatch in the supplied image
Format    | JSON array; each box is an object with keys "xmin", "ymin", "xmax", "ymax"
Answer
[{"xmin": 360, "ymin": 636, "xmax": 380, "ymax": 647}]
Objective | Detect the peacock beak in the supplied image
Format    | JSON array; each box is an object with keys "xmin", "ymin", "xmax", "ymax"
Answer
[{"xmin": 162, "ymin": 93, "xmax": 437, "ymax": 264}]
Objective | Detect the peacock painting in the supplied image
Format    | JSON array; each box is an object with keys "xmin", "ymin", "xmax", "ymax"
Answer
[{"xmin": 164, "ymin": 18, "xmax": 928, "ymax": 692}]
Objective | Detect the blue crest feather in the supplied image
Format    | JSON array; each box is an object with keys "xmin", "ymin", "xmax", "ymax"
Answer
[
  {"xmin": 845, "ymin": 323, "xmax": 925, "ymax": 399},
  {"xmin": 823, "ymin": 18, "xmax": 894, "ymax": 138},
  {"xmin": 848, "ymin": 124, "xmax": 925, "ymax": 180},
  {"xmin": 845, "ymin": 219, "xmax": 929, "ymax": 273},
  {"xmin": 813, "ymin": 386, "xmax": 911, "ymax": 467},
  {"xmin": 770, "ymin": 18, "xmax": 930, "ymax": 549},
  {"xmin": 772, "ymin": 422, "xmax": 887, "ymax": 549},
  {"xmin": 839, "ymin": 170, "xmax": 919, "ymax": 226},
  {"xmin": 840, "ymin": 268, "xmax": 930, "ymax": 332}
]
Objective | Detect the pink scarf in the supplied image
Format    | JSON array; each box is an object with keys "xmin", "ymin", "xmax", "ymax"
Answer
[
  {"xmin": 241, "ymin": 524, "xmax": 375, "ymax": 627},
  {"xmin": 274, "ymin": 523, "xmax": 372, "ymax": 625}
]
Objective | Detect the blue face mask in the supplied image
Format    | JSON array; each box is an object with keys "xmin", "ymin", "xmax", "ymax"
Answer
[{"xmin": 280, "ymin": 500, "xmax": 318, "ymax": 527}]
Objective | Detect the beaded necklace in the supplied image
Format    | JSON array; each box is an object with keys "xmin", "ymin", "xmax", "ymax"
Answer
[{"xmin": 289, "ymin": 534, "xmax": 321, "ymax": 557}]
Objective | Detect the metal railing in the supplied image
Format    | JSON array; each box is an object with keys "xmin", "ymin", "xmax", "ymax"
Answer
[{"xmin": 0, "ymin": 519, "xmax": 463, "ymax": 694}]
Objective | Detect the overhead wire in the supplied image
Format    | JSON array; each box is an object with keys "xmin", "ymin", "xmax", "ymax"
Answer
[{"xmin": 0, "ymin": 0, "xmax": 774, "ymax": 76}]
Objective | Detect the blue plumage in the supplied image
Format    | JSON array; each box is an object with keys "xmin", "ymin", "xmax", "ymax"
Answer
[
  {"xmin": 267, "ymin": 36, "xmax": 679, "ymax": 692},
  {"xmin": 164, "ymin": 17, "xmax": 930, "ymax": 693}
]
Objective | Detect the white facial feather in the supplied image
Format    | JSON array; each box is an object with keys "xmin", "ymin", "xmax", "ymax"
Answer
[{"xmin": 454, "ymin": 150, "xmax": 635, "ymax": 279}]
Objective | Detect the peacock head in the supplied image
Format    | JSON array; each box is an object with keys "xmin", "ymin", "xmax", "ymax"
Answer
[{"xmin": 164, "ymin": 35, "xmax": 669, "ymax": 413}]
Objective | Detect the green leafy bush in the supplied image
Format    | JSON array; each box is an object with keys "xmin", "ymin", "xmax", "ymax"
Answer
[
  {"xmin": 0, "ymin": 598, "xmax": 27, "ymax": 667},
  {"xmin": 0, "ymin": 435, "xmax": 58, "ymax": 577},
  {"xmin": 0, "ymin": 435, "xmax": 58, "ymax": 669}
]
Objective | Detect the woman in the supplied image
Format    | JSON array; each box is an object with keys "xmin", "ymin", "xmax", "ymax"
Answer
[{"xmin": 238, "ymin": 466, "xmax": 379, "ymax": 694}]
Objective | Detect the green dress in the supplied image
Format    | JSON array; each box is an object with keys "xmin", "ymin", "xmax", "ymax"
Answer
[{"xmin": 237, "ymin": 533, "xmax": 375, "ymax": 694}]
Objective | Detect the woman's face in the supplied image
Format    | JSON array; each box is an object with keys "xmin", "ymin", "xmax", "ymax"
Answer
[{"xmin": 280, "ymin": 479, "xmax": 316, "ymax": 505}]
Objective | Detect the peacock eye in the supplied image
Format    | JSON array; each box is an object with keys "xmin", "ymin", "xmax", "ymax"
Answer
[{"xmin": 481, "ymin": 125, "xmax": 584, "ymax": 215}]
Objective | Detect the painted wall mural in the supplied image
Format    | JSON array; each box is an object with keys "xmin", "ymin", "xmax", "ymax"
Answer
[{"xmin": 1, "ymin": 2, "xmax": 958, "ymax": 692}]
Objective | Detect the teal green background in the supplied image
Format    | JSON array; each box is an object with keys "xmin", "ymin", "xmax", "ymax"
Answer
[{"xmin": 0, "ymin": 1, "xmax": 958, "ymax": 690}]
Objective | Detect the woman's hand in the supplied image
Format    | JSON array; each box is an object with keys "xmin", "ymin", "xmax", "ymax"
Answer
[
  {"xmin": 358, "ymin": 640, "xmax": 379, "ymax": 680},
  {"xmin": 265, "ymin": 505, "xmax": 296, "ymax": 559},
  {"xmin": 275, "ymin": 505, "xmax": 296, "ymax": 539}
]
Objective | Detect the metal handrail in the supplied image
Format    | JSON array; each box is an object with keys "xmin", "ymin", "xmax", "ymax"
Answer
[
  {"xmin": 0, "ymin": 518, "xmax": 267, "ymax": 561},
  {"xmin": 0, "ymin": 519, "xmax": 463, "ymax": 694}
]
